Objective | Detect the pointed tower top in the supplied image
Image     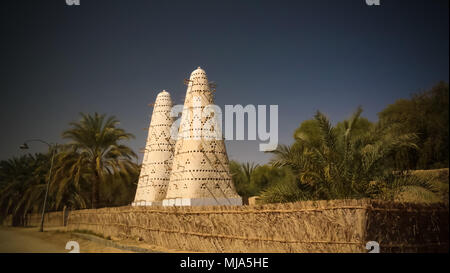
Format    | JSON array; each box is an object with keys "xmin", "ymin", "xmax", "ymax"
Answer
[
  {"xmin": 192, "ymin": 66, "xmax": 205, "ymax": 72},
  {"xmin": 158, "ymin": 90, "xmax": 170, "ymax": 96}
]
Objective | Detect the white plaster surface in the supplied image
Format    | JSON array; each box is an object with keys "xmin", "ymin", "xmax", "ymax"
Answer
[{"xmin": 133, "ymin": 90, "xmax": 175, "ymax": 206}]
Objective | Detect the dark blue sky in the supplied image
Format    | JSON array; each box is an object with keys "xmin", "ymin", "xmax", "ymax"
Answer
[{"xmin": 0, "ymin": 0, "xmax": 448, "ymax": 164}]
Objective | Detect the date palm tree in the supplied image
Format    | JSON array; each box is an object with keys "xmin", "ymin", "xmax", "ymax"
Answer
[
  {"xmin": 229, "ymin": 161, "xmax": 259, "ymax": 198},
  {"xmin": 0, "ymin": 154, "xmax": 50, "ymax": 225},
  {"xmin": 266, "ymin": 107, "xmax": 435, "ymax": 201},
  {"xmin": 56, "ymin": 112, "xmax": 138, "ymax": 209}
]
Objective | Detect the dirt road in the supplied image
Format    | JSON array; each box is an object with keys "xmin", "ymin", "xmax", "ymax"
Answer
[{"xmin": 0, "ymin": 227, "xmax": 132, "ymax": 253}]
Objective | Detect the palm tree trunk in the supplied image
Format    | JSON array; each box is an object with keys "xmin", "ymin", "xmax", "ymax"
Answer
[{"xmin": 92, "ymin": 169, "xmax": 100, "ymax": 209}]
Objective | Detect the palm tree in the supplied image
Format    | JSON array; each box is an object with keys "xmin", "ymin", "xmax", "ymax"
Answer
[
  {"xmin": 241, "ymin": 162, "xmax": 258, "ymax": 184},
  {"xmin": 99, "ymin": 161, "xmax": 140, "ymax": 207},
  {"xmin": 229, "ymin": 161, "xmax": 259, "ymax": 198},
  {"xmin": 0, "ymin": 154, "xmax": 50, "ymax": 225},
  {"xmin": 267, "ymin": 107, "xmax": 435, "ymax": 201},
  {"xmin": 56, "ymin": 112, "xmax": 138, "ymax": 209}
]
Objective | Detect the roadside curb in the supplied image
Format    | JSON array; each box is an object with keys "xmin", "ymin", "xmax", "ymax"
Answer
[{"xmin": 72, "ymin": 232, "xmax": 162, "ymax": 253}]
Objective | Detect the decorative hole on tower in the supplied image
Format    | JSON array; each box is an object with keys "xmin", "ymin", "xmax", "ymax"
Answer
[
  {"xmin": 201, "ymin": 158, "xmax": 206, "ymax": 165},
  {"xmin": 200, "ymin": 183, "xmax": 206, "ymax": 189}
]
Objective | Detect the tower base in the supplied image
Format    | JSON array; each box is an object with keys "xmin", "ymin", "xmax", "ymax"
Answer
[
  {"xmin": 162, "ymin": 197, "xmax": 242, "ymax": 207},
  {"xmin": 131, "ymin": 201, "xmax": 163, "ymax": 207}
]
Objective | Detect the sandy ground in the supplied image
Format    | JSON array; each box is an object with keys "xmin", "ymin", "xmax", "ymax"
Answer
[{"xmin": 0, "ymin": 227, "xmax": 133, "ymax": 253}]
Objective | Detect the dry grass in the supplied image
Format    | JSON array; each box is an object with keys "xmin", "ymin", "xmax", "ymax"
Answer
[
  {"xmin": 366, "ymin": 200, "xmax": 448, "ymax": 253},
  {"xmin": 65, "ymin": 199, "xmax": 448, "ymax": 253}
]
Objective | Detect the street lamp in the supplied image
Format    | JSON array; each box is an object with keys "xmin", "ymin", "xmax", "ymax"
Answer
[{"xmin": 20, "ymin": 139, "xmax": 58, "ymax": 232}]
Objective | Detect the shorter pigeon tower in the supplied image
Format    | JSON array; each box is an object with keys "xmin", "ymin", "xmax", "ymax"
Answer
[{"xmin": 132, "ymin": 90, "xmax": 175, "ymax": 206}]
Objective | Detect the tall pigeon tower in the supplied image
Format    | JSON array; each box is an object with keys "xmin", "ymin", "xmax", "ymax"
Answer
[
  {"xmin": 163, "ymin": 67, "xmax": 242, "ymax": 206},
  {"xmin": 132, "ymin": 90, "xmax": 175, "ymax": 206}
]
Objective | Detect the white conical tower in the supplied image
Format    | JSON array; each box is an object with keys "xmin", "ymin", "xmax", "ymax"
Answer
[
  {"xmin": 163, "ymin": 67, "xmax": 242, "ymax": 206},
  {"xmin": 132, "ymin": 90, "xmax": 175, "ymax": 206}
]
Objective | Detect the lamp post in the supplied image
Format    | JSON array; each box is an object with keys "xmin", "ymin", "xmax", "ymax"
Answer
[{"xmin": 20, "ymin": 139, "xmax": 58, "ymax": 232}]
